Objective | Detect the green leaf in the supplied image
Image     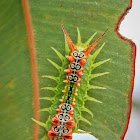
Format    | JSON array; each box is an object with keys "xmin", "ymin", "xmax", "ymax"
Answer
[{"xmin": 0, "ymin": 0, "xmax": 135, "ymax": 140}]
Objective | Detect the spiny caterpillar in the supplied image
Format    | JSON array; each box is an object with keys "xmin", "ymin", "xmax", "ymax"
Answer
[{"xmin": 32, "ymin": 21, "xmax": 109, "ymax": 140}]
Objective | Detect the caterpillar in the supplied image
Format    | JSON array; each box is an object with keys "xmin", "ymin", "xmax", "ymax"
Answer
[{"xmin": 32, "ymin": 21, "xmax": 109, "ymax": 140}]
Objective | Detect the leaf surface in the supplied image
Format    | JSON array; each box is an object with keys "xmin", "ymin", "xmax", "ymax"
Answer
[{"xmin": 0, "ymin": 0, "xmax": 135, "ymax": 140}]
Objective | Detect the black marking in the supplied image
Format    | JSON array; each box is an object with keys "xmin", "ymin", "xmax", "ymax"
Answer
[
  {"xmin": 73, "ymin": 75, "xmax": 79, "ymax": 82},
  {"xmin": 54, "ymin": 126, "xmax": 60, "ymax": 132},
  {"xmin": 70, "ymin": 63, "xmax": 75, "ymax": 69},
  {"xmin": 68, "ymin": 74, "xmax": 73, "ymax": 82},
  {"xmin": 79, "ymin": 52, "xmax": 84, "ymax": 58},
  {"xmin": 61, "ymin": 103, "xmax": 72, "ymax": 112},
  {"xmin": 74, "ymin": 59, "xmax": 80, "ymax": 63},
  {"xmin": 75, "ymin": 64, "xmax": 81, "ymax": 70},
  {"xmin": 66, "ymin": 83, "xmax": 74, "ymax": 104},
  {"xmin": 73, "ymin": 51, "xmax": 84, "ymax": 58},
  {"xmin": 72, "ymin": 71, "xmax": 76, "ymax": 75},
  {"xmin": 51, "ymin": 133, "xmax": 57, "ymax": 136},
  {"xmin": 68, "ymin": 74, "xmax": 79, "ymax": 83},
  {"xmin": 64, "ymin": 114, "xmax": 70, "ymax": 121},
  {"xmin": 70, "ymin": 63, "xmax": 81, "ymax": 70},
  {"xmin": 63, "ymin": 126, "xmax": 69, "ymax": 134},
  {"xmin": 73, "ymin": 51, "xmax": 78, "ymax": 57},
  {"xmin": 58, "ymin": 113, "xmax": 63, "ymax": 120}
]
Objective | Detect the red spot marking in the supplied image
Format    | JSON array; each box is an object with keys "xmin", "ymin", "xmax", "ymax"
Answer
[
  {"xmin": 114, "ymin": 0, "xmax": 136, "ymax": 139},
  {"xmin": 22, "ymin": 1, "xmax": 39, "ymax": 140}
]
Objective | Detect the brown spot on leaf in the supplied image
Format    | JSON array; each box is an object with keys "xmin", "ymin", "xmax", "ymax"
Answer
[{"xmin": 7, "ymin": 79, "xmax": 15, "ymax": 89}]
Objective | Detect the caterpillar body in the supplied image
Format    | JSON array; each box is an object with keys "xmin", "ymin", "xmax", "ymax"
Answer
[{"xmin": 32, "ymin": 21, "xmax": 109, "ymax": 140}]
